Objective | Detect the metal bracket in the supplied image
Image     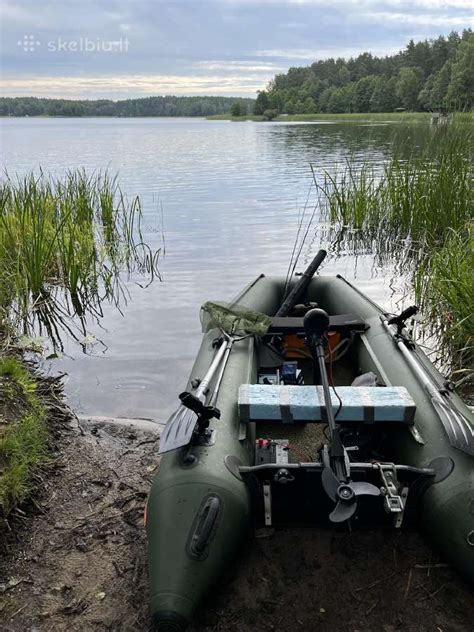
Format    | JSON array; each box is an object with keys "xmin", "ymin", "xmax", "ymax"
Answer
[
  {"xmin": 395, "ymin": 487, "xmax": 409, "ymax": 528},
  {"xmin": 263, "ymin": 481, "xmax": 272, "ymax": 526},
  {"xmin": 321, "ymin": 443, "xmax": 351, "ymax": 479},
  {"xmin": 376, "ymin": 463, "xmax": 408, "ymax": 528}
]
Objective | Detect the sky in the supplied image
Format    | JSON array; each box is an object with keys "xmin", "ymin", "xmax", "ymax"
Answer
[{"xmin": 1, "ymin": 0, "xmax": 473, "ymax": 100}]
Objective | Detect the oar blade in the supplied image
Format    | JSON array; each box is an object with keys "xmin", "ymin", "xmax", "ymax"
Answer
[
  {"xmin": 158, "ymin": 406, "xmax": 198, "ymax": 454},
  {"xmin": 432, "ymin": 396, "xmax": 474, "ymax": 456}
]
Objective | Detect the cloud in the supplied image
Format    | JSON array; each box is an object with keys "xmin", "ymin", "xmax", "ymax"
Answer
[
  {"xmin": 362, "ymin": 10, "xmax": 474, "ymax": 27},
  {"xmin": 390, "ymin": 0, "xmax": 473, "ymax": 8},
  {"xmin": 195, "ymin": 60, "xmax": 286, "ymax": 72},
  {"xmin": 0, "ymin": 73, "xmax": 268, "ymax": 99},
  {"xmin": 254, "ymin": 45, "xmax": 404, "ymax": 61},
  {"xmin": 1, "ymin": 0, "xmax": 472, "ymax": 98},
  {"xmin": 238, "ymin": 0, "xmax": 473, "ymax": 6}
]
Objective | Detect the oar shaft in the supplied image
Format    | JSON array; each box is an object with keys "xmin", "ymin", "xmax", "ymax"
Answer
[
  {"xmin": 197, "ymin": 338, "xmax": 230, "ymax": 397},
  {"xmin": 209, "ymin": 340, "xmax": 233, "ymax": 407},
  {"xmin": 382, "ymin": 320, "xmax": 438, "ymax": 399}
]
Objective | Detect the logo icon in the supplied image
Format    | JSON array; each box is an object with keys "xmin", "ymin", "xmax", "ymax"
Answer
[{"xmin": 17, "ymin": 35, "xmax": 41, "ymax": 52}]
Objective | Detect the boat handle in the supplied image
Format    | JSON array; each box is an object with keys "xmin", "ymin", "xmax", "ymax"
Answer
[{"xmin": 192, "ymin": 496, "xmax": 220, "ymax": 553}]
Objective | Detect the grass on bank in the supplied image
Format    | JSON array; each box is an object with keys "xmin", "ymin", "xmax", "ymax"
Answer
[
  {"xmin": 275, "ymin": 112, "xmax": 432, "ymax": 123},
  {"xmin": 0, "ymin": 170, "xmax": 160, "ymax": 518},
  {"xmin": 0, "ymin": 355, "xmax": 47, "ymax": 516},
  {"xmin": 208, "ymin": 112, "xmax": 473, "ymax": 124},
  {"xmin": 318, "ymin": 123, "xmax": 473, "ymax": 376}
]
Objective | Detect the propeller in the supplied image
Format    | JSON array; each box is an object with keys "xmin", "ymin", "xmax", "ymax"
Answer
[{"xmin": 322, "ymin": 465, "xmax": 380, "ymax": 523}]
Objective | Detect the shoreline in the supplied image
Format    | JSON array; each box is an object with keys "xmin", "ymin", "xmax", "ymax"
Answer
[
  {"xmin": 207, "ymin": 112, "xmax": 464, "ymax": 123},
  {"xmin": 3, "ymin": 112, "xmax": 473, "ymax": 123}
]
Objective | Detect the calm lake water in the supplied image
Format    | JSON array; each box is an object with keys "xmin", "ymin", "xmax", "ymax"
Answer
[{"xmin": 1, "ymin": 117, "xmax": 415, "ymax": 421}]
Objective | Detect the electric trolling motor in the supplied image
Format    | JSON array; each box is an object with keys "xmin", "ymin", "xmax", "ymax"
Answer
[{"xmin": 303, "ymin": 308, "xmax": 380, "ymax": 522}]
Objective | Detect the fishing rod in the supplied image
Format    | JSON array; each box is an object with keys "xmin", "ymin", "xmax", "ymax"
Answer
[
  {"xmin": 277, "ymin": 249, "xmax": 326, "ymax": 317},
  {"xmin": 284, "ymin": 181, "xmax": 317, "ymax": 296}
]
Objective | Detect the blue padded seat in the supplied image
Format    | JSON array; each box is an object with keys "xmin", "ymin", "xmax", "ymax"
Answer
[{"xmin": 238, "ymin": 384, "xmax": 416, "ymax": 425}]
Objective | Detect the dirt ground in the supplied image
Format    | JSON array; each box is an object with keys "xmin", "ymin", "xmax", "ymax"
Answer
[{"xmin": 0, "ymin": 416, "xmax": 472, "ymax": 632}]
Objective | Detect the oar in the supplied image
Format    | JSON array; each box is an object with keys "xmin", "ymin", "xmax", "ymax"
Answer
[
  {"xmin": 158, "ymin": 336, "xmax": 232, "ymax": 454},
  {"xmin": 382, "ymin": 317, "xmax": 474, "ymax": 456}
]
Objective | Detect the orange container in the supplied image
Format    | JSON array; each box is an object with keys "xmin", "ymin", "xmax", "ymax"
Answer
[{"xmin": 282, "ymin": 331, "xmax": 341, "ymax": 360}]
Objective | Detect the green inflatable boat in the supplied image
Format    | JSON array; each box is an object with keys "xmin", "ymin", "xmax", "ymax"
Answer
[{"xmin": 146, "ymin": 250, "xmax": 474, "ymax": 631}]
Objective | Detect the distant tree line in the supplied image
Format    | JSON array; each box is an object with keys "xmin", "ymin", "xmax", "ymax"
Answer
[
  {"xmin": 254, "ymin": 30, "xmax": 473, "ymax": 115},
  {"xmin": 0, "ymin": 95, "xmax": 254, "ymax": 117}
]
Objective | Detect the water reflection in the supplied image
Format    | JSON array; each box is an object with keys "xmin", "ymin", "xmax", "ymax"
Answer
[{"xmin": 0, "ymin": 118, "xmax": 426, "ymax": 420}]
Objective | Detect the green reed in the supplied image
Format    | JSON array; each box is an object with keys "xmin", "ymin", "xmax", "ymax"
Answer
[
  {"xmin": 0, "ymin": 170, "xmax": 160, "ymax": 348},
  {"xmin": 414, "ymin": 228, "xmax": 473, "ymax": 377},
  {"xmin": 318, "ymin": 122, "xmax": 473, "ymax": 376}
]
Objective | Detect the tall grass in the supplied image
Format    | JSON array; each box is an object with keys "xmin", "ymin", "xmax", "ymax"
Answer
[
  {"xmin": 280, "ymin": 112, "xmax": 434, "ymax": 123},
  {"xmin": 318, "ymin": 123, "xmax": 473, "ymax": 376},
  {"xmin": 0, "ymin": 170, "xmax": 160, "ymax": 348},
  {"xmin": 415, "ymin": 228, "xmax": 473, "ymax": 376}
]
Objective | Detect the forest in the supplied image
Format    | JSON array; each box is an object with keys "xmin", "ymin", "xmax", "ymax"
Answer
[
  {"xmin": 2, "ymin": 31, "xmax": 472, "ymax": 118},
  {"xmin": 0, "ymin": 95, "xmax": 254, "ymax": 117},
  {"xmin": 254, "ymin": 30, "xmax": 473, "ymax": 115}
]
